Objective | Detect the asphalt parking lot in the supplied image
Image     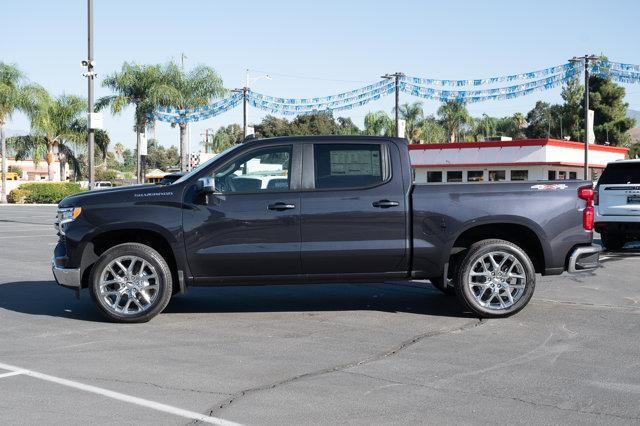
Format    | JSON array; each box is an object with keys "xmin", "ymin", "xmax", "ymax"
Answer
[{"xmin": 0, "ymin": 205, "xmax": 639, "ymax": 425}]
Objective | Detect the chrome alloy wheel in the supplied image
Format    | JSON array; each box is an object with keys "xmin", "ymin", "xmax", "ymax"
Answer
[
  {"xmin": 98, "ymin": 256, "xmax": 160, "ymax": 316},
  {"xmin": 466, "ymin": 251, "xmax": 526, "ymax": 310}
]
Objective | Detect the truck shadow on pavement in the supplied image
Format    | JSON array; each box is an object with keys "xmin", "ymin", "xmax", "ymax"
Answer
[{"xmin": 0, "ymin": 281, "xmax": 470, "ymax": 322}]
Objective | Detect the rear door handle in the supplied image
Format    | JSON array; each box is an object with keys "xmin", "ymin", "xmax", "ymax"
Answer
[
  {"xmin": 372, "ymin": 200, "xmax": 399, "ymax": 208},
  {"xmin": 268, "ymin": 202, "xmax": 296, "ymax": 211}
]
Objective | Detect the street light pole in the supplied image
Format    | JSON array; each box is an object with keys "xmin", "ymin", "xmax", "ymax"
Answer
[
  {"xmin": 382, "ymin": 72, "xmax": 405, "ymax": 137},
  {"xmin": 86, "ymin": 0, "xmax": 95, "ymax": 188},
  {"xmin": 240, "ymin": 70, "xmax": 271, "ymax": 137}
]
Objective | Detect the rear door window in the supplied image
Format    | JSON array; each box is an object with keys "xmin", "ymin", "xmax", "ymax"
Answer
[
  {"xmin": 313, "ymin": 144, "xmax": 385, "ymax": 189},
  {"xmin": 599, "ymin": 163, "xmax": 640, "ymax": 185}
]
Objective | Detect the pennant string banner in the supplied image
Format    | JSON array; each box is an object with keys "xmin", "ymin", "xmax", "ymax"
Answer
[{"xmin": 149, "ymin": 59, "xmax": 640, "ymax": 123}]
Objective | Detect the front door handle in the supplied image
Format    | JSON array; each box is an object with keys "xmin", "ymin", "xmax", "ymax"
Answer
[
  {"xmin": 372, "ymin": 200, "xmax": 399, "ymax": 208},
  {"xmin": 268, "ymin": 202, "xmax": 296, "ymax": 211}
]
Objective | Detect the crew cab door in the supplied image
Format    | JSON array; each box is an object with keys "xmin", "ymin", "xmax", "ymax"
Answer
[
  {"xmin": 597, "ymin": 162, "xmax": 640, "ymax": 216},
  {"xmin": 183, "ymin": 144, "xmax": 302, "ymax": 280},
  {"xmin": 300, "ymin": 141, "xmax": 408, "ymax": 276}
]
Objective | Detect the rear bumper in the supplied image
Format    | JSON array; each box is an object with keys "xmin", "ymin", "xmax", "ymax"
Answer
[
  {"xmin": 567, "ymin": 245, "xmax": 601, "ymax": 273},
  {"xmin": 51, "ymin": 257, "xmax": 81, "ymax": 289}
]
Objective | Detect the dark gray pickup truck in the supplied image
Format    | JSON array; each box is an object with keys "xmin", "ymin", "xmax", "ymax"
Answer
[{"xmin": 52, "ymin": 136, "xmax": 600, "ymax": 322}]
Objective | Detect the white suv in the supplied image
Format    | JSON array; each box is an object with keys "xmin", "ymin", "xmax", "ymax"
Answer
[{"xmin": 594, "ymin": 159, "xmax": 640, "ymax": 250}]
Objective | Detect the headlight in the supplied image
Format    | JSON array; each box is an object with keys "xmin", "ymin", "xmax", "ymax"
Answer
[{"xmin": 55, "ymin": 207, "xmax": 82, "ymax": 235}]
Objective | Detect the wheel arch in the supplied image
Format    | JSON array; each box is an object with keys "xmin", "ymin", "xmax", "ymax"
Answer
[
  {"xmin": 79, "ymin": 224, "xmax": 183, "ymax": 291},
  {"xmin": 447, "ymin": 219, "xmax": 548, "ymax": 274}
]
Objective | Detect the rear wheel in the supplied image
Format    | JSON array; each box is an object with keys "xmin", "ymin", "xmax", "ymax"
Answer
[
  {"xmin": 90, "ymin": 243, "xmax": 173, "ymax": 323},
  {"xmin": 600, "ymin": 231, "xmax": 625, "ymax": 250},
  {"xmin": 455, "ymin": 239, "xmax": 535, "ymax": 318}
]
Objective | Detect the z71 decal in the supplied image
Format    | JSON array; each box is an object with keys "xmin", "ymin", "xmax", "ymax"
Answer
[{"xmin": 530, "ymin": 184, "xmax": 568, "ymax": 190}]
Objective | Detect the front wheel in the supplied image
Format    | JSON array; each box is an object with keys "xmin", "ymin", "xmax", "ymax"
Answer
[
  {"xmin": 90, "ymin": 243, "xmax": 173, "ymax": 323},
  {"xmin": 455, "ymin": 239, "xmax": 535, "ymax": 318}
]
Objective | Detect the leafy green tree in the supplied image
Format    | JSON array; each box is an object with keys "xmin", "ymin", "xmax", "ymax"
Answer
[
  {"xmin": 628, "ymin": 143, "xmax": 640, "ymax": 159},
  {"xmin": 160, "ymin": 61, "xmax": 226, "ymax": 171},
  {"xmin": 525, "ymin": 101, "xmax": 554, "ymax": 138},
  {"xmin": 122, "ymin": 149, "xmax": 136, "ymax": 172},
  {"xmin": 418, "ymin": 116, "xmax": 446, "ymax": 143},
  {"xmin": 203, "ymin": 124, "xmax": 243, "ymax": 153},
  {"xmin": 473, "ymin": 114, "xmax": 498, "ymax": 141},
  {"xmin": 589, "ymin": 75, "xmax": 636, "ymax": 146},
  {"xmin": 336, "ymin": 117, "xmax": 360, "ymax": 135},
  {"xmin": 561, "ymin": 77, "xmax": 583, "ymax": 141},
  {"xmin": 145, "ymin": 139, "xmax": 179, "ymax": 170},
  {"xmin": 254, "ymin": 115, "xmax": 291, "ymax": 138},
  {"xmin": 97, "ymin": 63, "xmax": 173, "ymax": 179},
  {"xmin": 364, "ymin": 111, "xmax": 394, "ymax": 137},
  {"xmin": 0, "ymin": 63, "xmax": 44, "ymax": 202},
  {"xmin": 437, "ymin": 101, "xmax": 472, "ymax": 142},
  {"xmin": 289, "ymin": 111, "xmax": 340, "ymax": 135},
  {"xmin": 10, "ymin": 93, "xmax": 85, "ymax": 181}
]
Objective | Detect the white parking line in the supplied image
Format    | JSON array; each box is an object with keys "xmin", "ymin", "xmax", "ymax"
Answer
[
  {"xmin": 0, "ymin": 361, "xmax": 242, "ymax": 426},
  {"xmin": 0, "ymin": 371, "xmax": 25, "ymax": 379},
  {"xmin": 0, "ymin": 234, "xmax": 55, "ymax": 239}
]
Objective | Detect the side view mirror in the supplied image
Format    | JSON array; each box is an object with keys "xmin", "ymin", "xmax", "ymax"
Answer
[{"xmin": 197, "ymin": 176, "xmax": 216, "ymax": 194}]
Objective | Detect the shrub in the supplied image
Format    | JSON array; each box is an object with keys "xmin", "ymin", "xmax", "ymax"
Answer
[
  {"xmin": 17, "ymin": 182, "xmax": 85, "ymax": 204},
  {"xmin": 7, "ymin": 188, "xmax": 29, "ymax": 204},
  {"xmin": 95, "ymin": 169, "xmax": 119, "ymax": 182}
]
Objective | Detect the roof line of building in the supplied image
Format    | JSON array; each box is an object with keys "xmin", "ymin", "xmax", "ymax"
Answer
[
  {"xmin": 408, "ymin": 138, "xmax": 629, "ymax": 154},
  {"xmin": 412, "ymin": 161, "xmax": 608, "ymax": 169}
]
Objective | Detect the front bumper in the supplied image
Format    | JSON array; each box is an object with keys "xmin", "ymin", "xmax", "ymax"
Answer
[
  {"xmin": 567, "ymin": 245, "xmax": 601, "ymax": 273},
  {"xmin": 51, "ymin": 257, "xmax": 81, "ymax": 289}
]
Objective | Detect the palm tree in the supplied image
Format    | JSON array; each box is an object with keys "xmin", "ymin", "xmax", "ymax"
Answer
[
  {"xmin": 364, "ymin": 111, "xmax": 394, "ymax": 137},
  {"xmin": 160, "ymin": 61, "xmax": 225, "ymax": 171},
  {"xmin": 95, "ymin": 129, "xmax": 110, "ymax": 170},
  {"xmin": 97, "ymin": 63, "xmax": 172, "ymax": 181},
  {"xmin": 10, "ymin": 93, "xmax": 86, "ymax": 181},
  {"xmin": 398, "ymin": 102, "xmax": 424, "ymax": 142},
  {"xmin": 437, "ymin": 101, "xmax": 473, "ymax": 142},
  {"xmin": 418, "ymin": 116, "xmax": 446, "ymax": 143},
  {"xmin": 114, "ymin": 142, "xmax": 125, "ymax": 162},
  {"xmin": 473, "ymin": 114, "xmax": 498, "ymax": 141},
  {"xmin": 0, "ymin": 63, "xmax": 43, "ymax": 203}
]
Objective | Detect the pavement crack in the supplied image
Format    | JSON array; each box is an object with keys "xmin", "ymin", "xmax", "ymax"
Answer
[
  {"xmin": 194, "ymin": 318, "xmax": 485, "ymax": 422},
  {"xmin": 343, "ymin": 370, "xmax": 639, "ymax": 421},
  {"xmin": 536, "ymin": 298, "xmax": 640, "ymax": 312},
  {"xmin": 73, "ymin": 375, "xmax": 231, "ymax": 396}
]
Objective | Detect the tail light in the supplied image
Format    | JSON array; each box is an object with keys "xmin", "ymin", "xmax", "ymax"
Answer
[
  {"xmin": 578, "ymin": 185, "xmax": 595, "ymax": 231},
  {"xmin": 583, "ymin": 206, "xmax": 594, "ymax": 231}
]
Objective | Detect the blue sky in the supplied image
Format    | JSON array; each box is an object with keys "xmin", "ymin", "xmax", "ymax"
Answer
[{"xmin": 2, "ymin": 0, "xmax": 639, "ymax": 150}]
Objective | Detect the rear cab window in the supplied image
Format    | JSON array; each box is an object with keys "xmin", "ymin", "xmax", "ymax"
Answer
[
  {"xmin": 313, "ymin": 143, "xmax": 388, "ymax": 190},
  {"xmin": 598, "ymin": 162, "xmax": 640, "ymax": 185}
]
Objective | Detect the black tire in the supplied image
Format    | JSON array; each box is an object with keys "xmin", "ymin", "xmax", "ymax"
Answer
[
  {"xmin": 600, "ymin": 231, "xmax": 625, "ymax": 250},
  {"xmin": 455, "ymin": 239, "xmax": 536, "ymax": 318},
  {"xmin": 90, "ymin": 243, "xmax": 173, "ymax": 323}
]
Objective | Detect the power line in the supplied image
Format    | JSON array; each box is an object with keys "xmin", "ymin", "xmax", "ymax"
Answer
[{"xmin": 246, "ymin": 69, "xmax": 370, "ymax": 84}]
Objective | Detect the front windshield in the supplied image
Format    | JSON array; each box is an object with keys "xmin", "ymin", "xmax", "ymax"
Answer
[{"xmin": 173, "ymin": 144, "xmax": 244, "ymax": 184}]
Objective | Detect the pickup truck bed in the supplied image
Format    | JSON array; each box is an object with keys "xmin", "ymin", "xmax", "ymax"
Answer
[{"xmin": 52, "ymin": 136, "xmax": 599, "ymax": 322}]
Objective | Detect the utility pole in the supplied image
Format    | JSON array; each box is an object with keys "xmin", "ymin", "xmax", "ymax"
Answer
[
  {"xmin": 569, "ymin": 54, "xmax": 598, "ymax": 180},
  {"xmin": 232, "ymin": 87, "xmax": 249, "ymax": 136},
  {"xmin": 382, "ymin": 72, "xmax": 405, "ymax": 137},
  {"xmin": 86, "ymin": 0, "xmax": 95, "ymax": 188}
]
